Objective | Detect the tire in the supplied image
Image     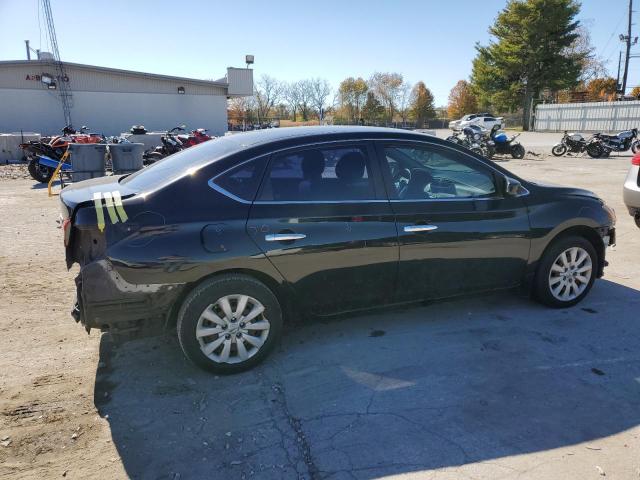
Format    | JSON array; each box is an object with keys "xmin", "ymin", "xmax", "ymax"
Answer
[
  {"xmin": 471, "ymin": 147, "xmax": 484, "ymax": 156},
  {"xmin": 176, "ymin": 274, "xmax": 283, "ymax": 374},
  {"xmin": 28, "ymin": 159, "xmax": 54, "ymax": 183},
  {"xmin": 632, "ymin": 141, "xmax": 640, "ymax": 154},
  {"xmin": 511, "ymin": 144, "xmax": 525, "ymax": 159},
  {"xmin": 586, "ymin": 143, "xmax": 604, "ymax": 158},
  {"xmin": 635, "ymin": 216, "xmax": 640, "ymax": 229},
  {"xmin": 551, "ymin": 144, "xmax": 567, "ymax": 156},
  {"xmin": 533, "ymin": 235, "xmax": 597, "ymax": 308}
]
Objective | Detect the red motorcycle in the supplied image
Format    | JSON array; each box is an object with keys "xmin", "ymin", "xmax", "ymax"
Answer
[
  {"xmin": 176, "ymin": 128, "xmax": 212, "ymax": 147},
  {"xmin": 143, "ymin": 126, "xmax": 213, "ymax": 164},
  {"xmin": 21, "ymin": 125, "xmax": 104, "ymax": 183}
]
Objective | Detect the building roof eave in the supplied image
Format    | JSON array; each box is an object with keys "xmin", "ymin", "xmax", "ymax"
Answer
[{"xmin": 0, "ymin": 60, "xmax": 230, "ymax": 89}]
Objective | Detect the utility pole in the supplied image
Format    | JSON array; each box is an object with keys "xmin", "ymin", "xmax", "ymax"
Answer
[
  {"xmin": 616, "ymin": 51, "xmax": 623, "ymax": 92},
  {"xmin": 621, "ymin": 0, "xmax": 637, "ymax": 95},
  {"xmin": 25, "ymin": 40, "xmax": 31, "ymax": 60}
]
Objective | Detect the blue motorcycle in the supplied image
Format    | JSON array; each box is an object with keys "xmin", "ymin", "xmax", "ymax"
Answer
[{"xmin": 490, "ymin": 125, "xmax": 525, "ymax": 159}]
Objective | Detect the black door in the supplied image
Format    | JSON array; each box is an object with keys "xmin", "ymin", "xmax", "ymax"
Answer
[
  {"xmin": 376, "ymin": 141, "xmax": 531, "ymax": 302},
  {"xmin": 247, "ymin": 142, "xmax": 398, "ymax": 315}
]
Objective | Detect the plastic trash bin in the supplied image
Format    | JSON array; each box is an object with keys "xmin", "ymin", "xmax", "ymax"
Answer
[
  {"xmin": 109, "ymin": 143, "xmax": 145, "ymax": 174},
  {"xmin": 68, "ymin": 143, "xmax": 107, "ymax": 182}
]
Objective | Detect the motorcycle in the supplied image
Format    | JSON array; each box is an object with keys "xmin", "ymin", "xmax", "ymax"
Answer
[
  {"xmin": 142, "ymin": 125, "xmax": 187, "ymax": 163},
  {"xmin": 592, "ymin": 128, "xmax": 639, "ymax": 156},
  {"xmin": 178, "ymin": 128, "xmax": 212, "ymax": 148},
  {"xmin": 21, "ymin": 125, "xmax": 104, "ymax": 183},
  {"xmin": 488, "ymin": 125, "xmax": 525, "ymax": 159},
  {"xmin": 551, "ymin": 131, "xmax": 602, "ymax": 158},
  {"xmin": 142, "ymin": 126, "xmax": 213, "ymax": 163},
  {"xmin": 446, "ymin": 125, "xmax": 487, "ymax": 156}
]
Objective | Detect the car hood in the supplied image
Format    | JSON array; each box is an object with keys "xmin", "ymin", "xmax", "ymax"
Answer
[
  {"xmin": 530, "ymin": 181, "xmax": 601, "ymax": 201},
  {"xmin": 60, "ymin": 175, "xmax": 137, "ymax": 213}
]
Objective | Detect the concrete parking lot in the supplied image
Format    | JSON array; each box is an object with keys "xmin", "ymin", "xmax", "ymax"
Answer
[{"xmin": 1, "ymin": 136, "xmax": 639, "ymax": 479}]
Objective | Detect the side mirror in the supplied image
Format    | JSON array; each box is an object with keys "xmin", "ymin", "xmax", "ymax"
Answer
[{"xmin": 504, "ymin": 176, "xmax": 527, "ymax": 197}]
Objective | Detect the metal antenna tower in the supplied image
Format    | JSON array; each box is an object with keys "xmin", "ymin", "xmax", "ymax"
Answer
[{"xmin": 40, "ymin": 0, "xmax": 73, "ymax": 126}]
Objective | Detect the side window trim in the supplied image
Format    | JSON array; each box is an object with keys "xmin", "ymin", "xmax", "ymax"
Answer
[
  {"xmin": 374, "ymin": 140, "xmax": 502, "ymax": 202},
  {"xmin": 254, "ymin": 140, "xmax": 385, "ymax": 204}
]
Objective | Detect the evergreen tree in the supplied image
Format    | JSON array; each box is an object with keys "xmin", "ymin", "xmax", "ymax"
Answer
[
  {"xmin": 471, "ymin": 0, "xmax": 585, "ymax": 130},
  {"xmin": 361, "ymin": 91, "xmax": 385, "ymax": 124}
]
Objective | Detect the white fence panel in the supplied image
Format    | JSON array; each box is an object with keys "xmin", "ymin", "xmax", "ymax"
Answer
[{"xmin": 535, "ymin": 101, "xmax": 640, "ymax": 132}]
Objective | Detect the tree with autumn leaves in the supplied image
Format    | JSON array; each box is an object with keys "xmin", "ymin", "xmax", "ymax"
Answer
[
  {"xmin": 447, "ymin": 80, "xmax": 478, "ymax": 119},
  {"xmin": 334, "ymin": 73, "xmax": 436, "ymax": 126},
  {"xmin": 410, "ymin": 82, "xmax": 436, "ymax": 128}
]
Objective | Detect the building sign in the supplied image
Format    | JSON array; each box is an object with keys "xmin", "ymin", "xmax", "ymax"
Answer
[{"xmin": 25, "ymin": 73, "xmax": 70, "ymax": 82}]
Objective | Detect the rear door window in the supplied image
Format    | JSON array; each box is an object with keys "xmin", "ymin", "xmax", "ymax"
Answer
[{"xmin": 258, "ymin": 146, "xmax": 376, "ymax": 201}]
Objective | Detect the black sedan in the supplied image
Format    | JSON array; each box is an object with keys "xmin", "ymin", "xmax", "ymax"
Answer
[{"xmin": 60, "ymin": 127, "xmax": 616, "ymax": 373}]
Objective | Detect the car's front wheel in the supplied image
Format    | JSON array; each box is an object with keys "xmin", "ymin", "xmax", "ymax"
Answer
[
  {"xmin": 177, "ymin": 274, "xmax": 283, "ymax": 374},
  {"xmin": 533, "ymin": 236, "xmax": 597, "ymax": 308}
]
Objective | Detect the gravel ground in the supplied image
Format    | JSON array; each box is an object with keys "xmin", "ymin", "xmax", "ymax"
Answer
[
  {"xmin": 0, "ymin": 137, "xmax": 639, "ymax": 480},
  {"xmin": 0, "ymin": 163, "xmax": 30, "ymax": 181}
]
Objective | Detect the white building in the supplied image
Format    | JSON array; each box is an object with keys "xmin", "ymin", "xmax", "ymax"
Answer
[{"xmin": 0, "ymin": 60, "xmax": 253, "ymax": 136}]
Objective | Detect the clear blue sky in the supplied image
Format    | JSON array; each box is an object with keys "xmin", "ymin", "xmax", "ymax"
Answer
[{"xmin": 0, "ymin": 0, "xmax": 637, "ymax": 105}]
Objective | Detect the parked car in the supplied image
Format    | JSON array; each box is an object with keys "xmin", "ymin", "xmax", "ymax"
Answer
[
  {"xmin": 59, "ymin": 126, "xmax": 616, "ymax": 374},
  {"xmin": 449, "ymin": 113, "xmax": 502, "ymax": 131},
  {"xmin": 623, "ymin": 151, "xmax": 640, "ymax": 228},
  {"xmin": 448, "ymin": 113, "xmax": 482, "ymax": 131}
]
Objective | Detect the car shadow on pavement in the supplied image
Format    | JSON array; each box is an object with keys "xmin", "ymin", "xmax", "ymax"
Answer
[{"xmin": 94, "ymin": 279, "xmax": 640, "ymax": 480}]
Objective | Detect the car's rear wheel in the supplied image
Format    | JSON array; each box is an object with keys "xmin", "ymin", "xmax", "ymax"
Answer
[
  {"xmin": 533, "ymin": 236, "xmax": 597, "ymax": 308},
  {"xmin": 177, "ymin": 274, "xmax": 282, "ymax": 374}
]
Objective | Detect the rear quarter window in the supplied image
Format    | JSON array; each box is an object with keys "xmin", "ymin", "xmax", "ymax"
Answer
[
  {"xmin": 120, "ymin": 136, "xmax": 243, "ymax": 191},
  {"xmin": 210, "ymin": 157, "xmax": 269, "ymax": 202}
]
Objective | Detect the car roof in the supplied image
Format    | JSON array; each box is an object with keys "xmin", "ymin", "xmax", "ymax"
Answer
[
  {"xmin": 121, "ymin": 125, "xmax": 516, "ymax": 193},
  {"xmin": 221, "ymin": 126, "xmax": 446, "ymax": 150}
]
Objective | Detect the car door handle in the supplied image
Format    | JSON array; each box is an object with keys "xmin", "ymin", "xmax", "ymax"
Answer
[
  {"xmin": 403, "ymin": 225, "xmax": 438, "ymax": 233},
  {"xmin": 265, "ymin": 233, "xmax": 307, "ymax": 242}
]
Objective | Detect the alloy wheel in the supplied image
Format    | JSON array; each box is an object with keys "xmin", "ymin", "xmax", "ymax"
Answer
[
  {"xmin": 196, "ymin": 294, "xmax": 270, "ymax": 364},
  {"xmin": 548, "ymin": 246, "xmax": 592, "ymax": 302}
]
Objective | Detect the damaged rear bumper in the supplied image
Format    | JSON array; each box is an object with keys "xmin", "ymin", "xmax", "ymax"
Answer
[{"xmin": 74, "ymin": 259, "xmax": 185, "ymax": 342}]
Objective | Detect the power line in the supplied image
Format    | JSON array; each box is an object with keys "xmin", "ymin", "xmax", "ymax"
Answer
[{"xmin": 600, "ymin": 10, "xmax": 627, "ymax": 60}]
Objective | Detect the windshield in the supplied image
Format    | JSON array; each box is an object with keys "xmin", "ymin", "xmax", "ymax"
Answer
[{"xmin": 121, "ymin": 136, "xmax": 243, "ymax": 191}]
